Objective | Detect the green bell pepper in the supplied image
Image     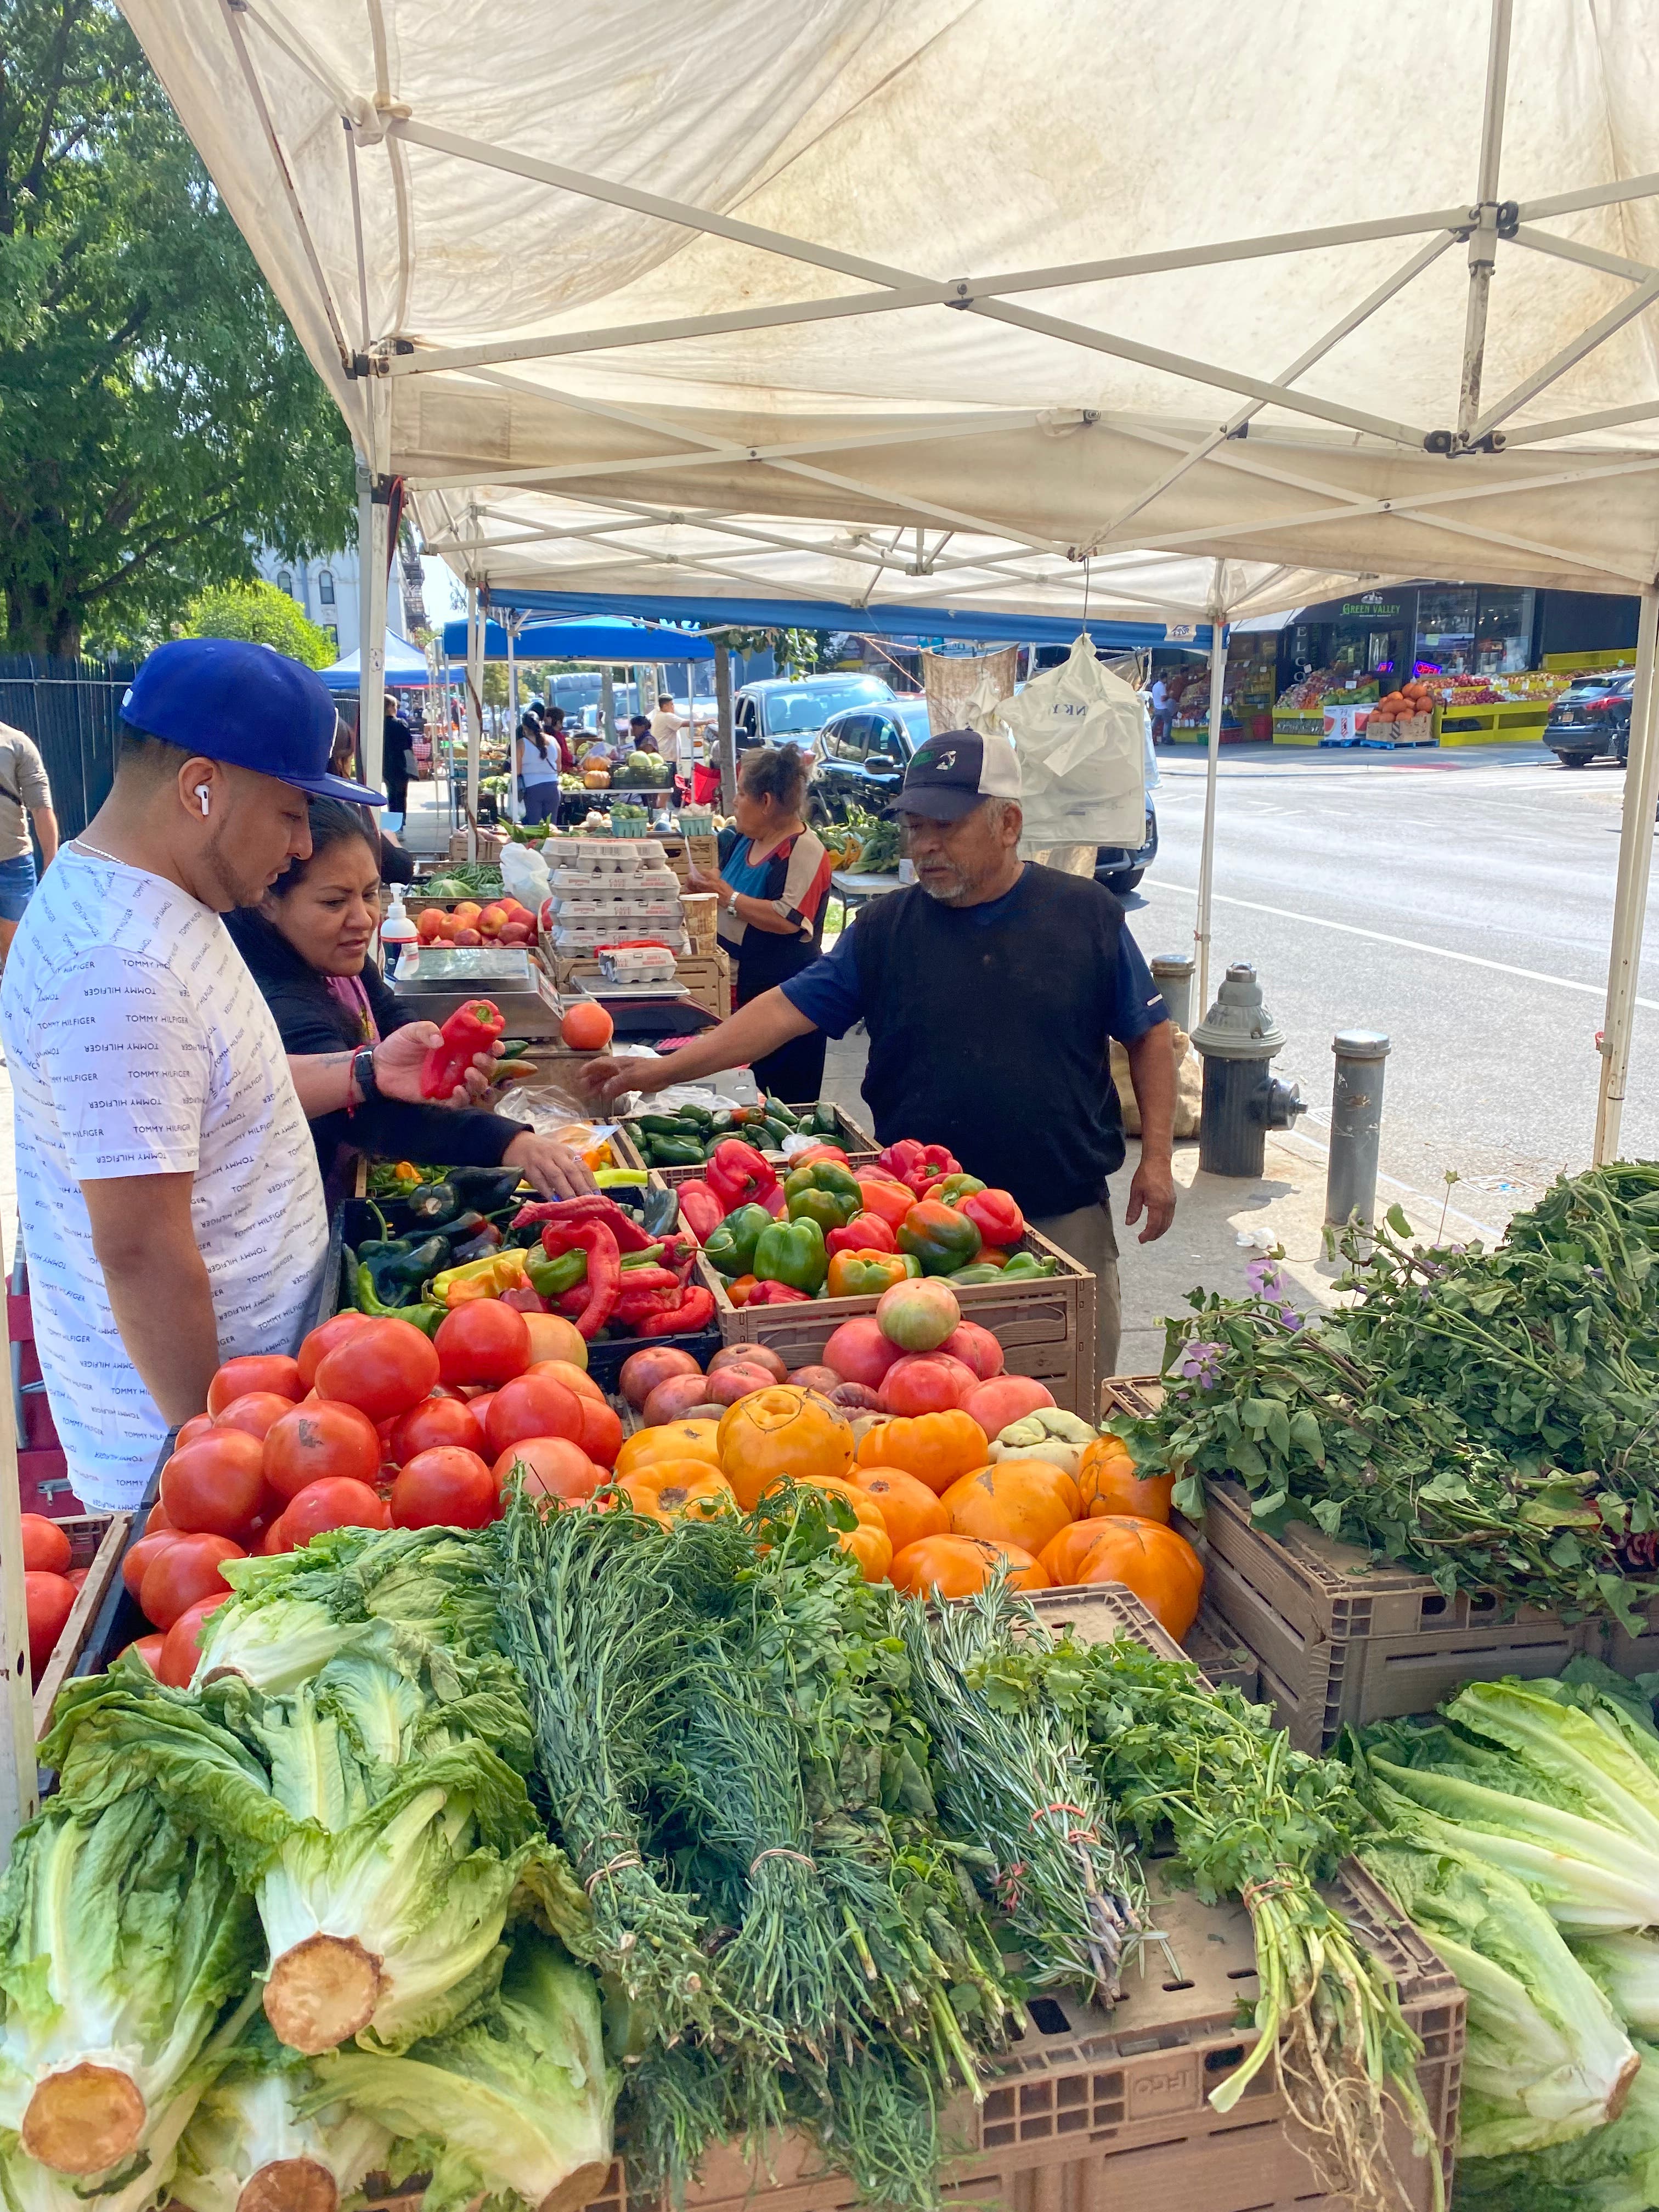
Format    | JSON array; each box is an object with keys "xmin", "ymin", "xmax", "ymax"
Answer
[
  {"xmin": 896, "ymin": 1201, "xmax": 983, "ymax": 1277},
  {"xmin": 753, "ymin": 1215, "xmax": 828, "ymax": 1293},
  {"xmin": 934, "ymin": 1173, "xmax": 988, "ymax": 1206},
  {"xmin": 704, "ymin": 1201, "xmax": 775, "ymax": 1279},
  {"xmin": 1000, "ymin": 1251, "xmax": 1058, "ymax": 1280},
  {"xmin": 783, "ymin": 1159, "xmax": 863, "ymax": 1231},
  {"xmin": 944, "ymin": 1262, "xmax": 1006, "ymax": 1285}
]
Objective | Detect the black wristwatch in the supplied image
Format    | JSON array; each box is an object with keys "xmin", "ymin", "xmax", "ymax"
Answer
[{"xmin": 351, "ymin": 1046, "xmax": 379, "ymax": 1105}]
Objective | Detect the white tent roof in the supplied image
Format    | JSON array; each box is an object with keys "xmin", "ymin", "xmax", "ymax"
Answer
[{"xmin": 119, "ymin": 0, "xmax": 1659, "ymax": 616}]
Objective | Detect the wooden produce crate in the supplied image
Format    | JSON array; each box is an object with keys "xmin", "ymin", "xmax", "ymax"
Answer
[
  {"xmin": 552, "ymin": 949, "xmax": 732, "ymax": 1023},
  {"xmin": 448, "ymin": 830, "xmax": 504, "ymax": 861},
  {"xmin": 704, "ymin": 1223, "xmax": 1097, "ymax": 1418},
  {"xmin": 31, "ymin": 1510, "xmax": 134, "ymax": 1736},
  {"xmin": 9, "ymin": 1244, "xmax": 74, "ymax": 1511},
  {"xmin": 1101, "ymin": 1374, "xmax": 1593, "ymax": 1753},
  {"xmin": 362, "ymin": 1586, "xmax": 1458, "ymax": 2212}
]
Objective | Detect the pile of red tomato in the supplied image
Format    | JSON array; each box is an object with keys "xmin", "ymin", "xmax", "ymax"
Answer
[
  {"xmin": 19, "ymin": 1514, "xmax": 90, "ymax": 1685},
  {"xmin": 119, "ymin": 1302, "xmax": 624, "ymax": 1688}
]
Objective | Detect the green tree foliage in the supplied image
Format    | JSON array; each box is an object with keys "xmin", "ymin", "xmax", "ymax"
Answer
[
  {"xmin": 0, "ymin": 0, "xmax": 355, "ymax": 656},
  {"xmin": 182, "ymin": 580, "xmax": 336, "ymax": 669}
]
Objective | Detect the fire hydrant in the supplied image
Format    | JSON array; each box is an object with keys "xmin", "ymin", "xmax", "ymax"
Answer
[{"xmin": 1191, "ymin": 963, "xmax": 1306, "ymax": 1176}]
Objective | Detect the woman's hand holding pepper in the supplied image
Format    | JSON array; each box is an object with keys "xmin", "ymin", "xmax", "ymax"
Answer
[
  {"xmin": 373, "ymin": 1025, "xmax": 498, "ymax": 1105},
  {"xmin": 503, "ymin": 1132, "xmax": 599, "ymax": 1199}
]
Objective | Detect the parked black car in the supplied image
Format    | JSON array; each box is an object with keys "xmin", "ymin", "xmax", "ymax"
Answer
[
  {"xmin": 1095, "ymin": 806, "xmax": 1159, "ymax": 895},
  {"xmin": 1545, "ymin": 674, "xmax": 1634, "ymax": 766},
  {"xmin": 811, "ymin": 698, "xmax": 930, "ymax": 817}
]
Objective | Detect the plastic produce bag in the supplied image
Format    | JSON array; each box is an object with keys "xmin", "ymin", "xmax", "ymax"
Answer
[
  {"xmin": 994, "ymin": 634, "xmax": 1146, "ymax": 850},
  {"xmin": 500, "ymin": 842, "xmax": 551, "ymax": 907}
]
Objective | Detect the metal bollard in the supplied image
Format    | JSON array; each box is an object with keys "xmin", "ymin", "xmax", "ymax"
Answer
[
  {"xmin": 1325, "ymin": 1031, "xmax": 1391, "ymax": 1229},
  {"xmin": 1191, "ymin": 963, "xmax": 1306, "ymax": 1177},
  {"xmin": 1151, "ymin": 953, "xmax": 1195, "ymax": 1035}
]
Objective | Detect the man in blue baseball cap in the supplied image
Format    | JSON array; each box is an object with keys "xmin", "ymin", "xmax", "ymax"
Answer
[{"xmin": 1, "ymin": 639, "xmax": 476, "ymax": 1508}]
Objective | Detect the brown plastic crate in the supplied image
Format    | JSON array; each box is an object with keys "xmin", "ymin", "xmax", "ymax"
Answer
[
  {"xmin": 1101, "ymin": 1374, "xmax": 1592, "ymax": 1753},
  {"xmin": 31, "ymin": 1511, "xmax": 132, "ymax": 1736},
  {"xmin": 1026, "ymin": 1583, "xmax": 1260, "ymax": 1703},
  {"xmin": 642, "ymin": 1102, "xmax": 879, "ymax": 1187}
]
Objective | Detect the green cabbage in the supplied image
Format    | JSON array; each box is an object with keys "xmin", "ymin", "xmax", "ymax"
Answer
[
  {"xmin": 311, "ymin": 1934, "xmax": 616, "ymax": 2212},
  {"xmin": 1358, "ymin": 1832, "xmax": 1637, "ymax": 2156},
  {"xmin": 0, "ymin": 1791, "xmax": 262, "ymax": 2184},
  {"xmin": 1455, "ymin": 2042, "xmax": 1659, "ymax": 2212}
]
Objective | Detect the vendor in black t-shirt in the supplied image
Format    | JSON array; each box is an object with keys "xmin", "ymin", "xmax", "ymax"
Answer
[{"xmin": 583, "ymin": 728, "xmax": 1176, "ymax": 1380}]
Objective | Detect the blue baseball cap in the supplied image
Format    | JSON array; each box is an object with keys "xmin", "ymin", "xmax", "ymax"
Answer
[{"xmin": 121, "ymin": 638, "xmax": 385, "ymax": 805}]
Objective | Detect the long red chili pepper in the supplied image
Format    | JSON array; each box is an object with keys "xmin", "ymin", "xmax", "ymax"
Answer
[
  {"xmin": 420, "ymin": 999, "xmax": 506, "ymax": 1099},
  {"xmin": 538, "ymin": 1218, "xmax": 621, "ymax": 1337}
]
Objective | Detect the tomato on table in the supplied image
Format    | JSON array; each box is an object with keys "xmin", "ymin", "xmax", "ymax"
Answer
[
  {"xmin": 391, "ymin": 1447, "xmax": 499, "ymax": 1531},
  {"xmin": 297, "ymin": 1310, "xmax": 371, "ymax": 1387},
  {"xmin": 388, "ymin": 1395, "xmax": 486, "ymax": 1463},
  {"xmin": 313, "ymin": 1318, "xmax": 439, "ymax": 1423},
  {"xmin": 263, "ymin": 1399, "xmax": 382, "ymax": 1501},
  {"xmin": 138, "ymin": 1533, "xmax": 245, "ymax": 1631},
  {"xmin": 273, "ymin": 1477, "xmax": 390, "ymax": 1550},
  {"xmin": 160, "ymin": 1430, "xmax": 269, "ymax": 1538},
  {"xmin": 434, "ymin": 1301, "xmax": 532, "ymax": 1387},
  {"xmin": 207, "ymin": 1354, "xmax": 303, "ymax": 1417}
]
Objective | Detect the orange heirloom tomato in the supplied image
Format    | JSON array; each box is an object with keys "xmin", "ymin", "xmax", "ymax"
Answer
[
  {"xmin": 889, "ymin": 1533, "xmax": 1048, "ymax": 1599},
  {"xmin": 838, "ymin": 1521, "xmax": 894, "ymax": 1582},
  {"xmin": 617, "ymin": 1464, "xmax": 735, "ymax": 1523},
  {"xmin": 1075, "ymin": 1517, "xmax": 1204, "ymax": 1639},
  {"xmin": 850, "ymin": 1465, "xmax": 950, "ymax": 1553},
  {"xmin": 615, "ymin": 1420, "xmax": 722, "ymax": 1479},
  {"xmin": 855, "ymin": 1409, "xmax": 988, "ymax": 1496},
  {"xmin": 718, "ymin": 1386, "xmax": 853, "ymax": 1509},
  {"xmin": 1076, "ymin": 1437, "xmax": 1174, "ymax": 1523},
  {"xmin": 1039, "ymin": 1520, "xmax": 1120, "ymax": 1587},
  {"xmin": 940, "ymin": 1459, "xmax": 1080, "ymax": 1556}
]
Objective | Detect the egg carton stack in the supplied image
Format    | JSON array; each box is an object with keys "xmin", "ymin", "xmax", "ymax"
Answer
[{"xmin": 548, "ymin": 838, "xmax": 687, "ymax": 961}]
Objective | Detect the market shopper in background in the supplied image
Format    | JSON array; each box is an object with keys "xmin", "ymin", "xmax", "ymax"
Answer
[
  {"xmin": 382, "ymin": 694, "xmax": 415, "ymax": 829},
  {"xmin": 227, "ymin": 797, "xmax": 596, "ymax": 1200},
  {"xmin": 688, "ymin": 743, "xmax": 832, "ymax": 1103},
  {"xmin": 518, "ymin": 711, "xmax": 561, "ymax": 822},
  {"xmin": 0, "ymin": 639, "xmax": 488, "ymax": 1510},
  {"xmin": 1148, "ymin": 670, "xmax": 1172, "ymax": 744},
  {"xmin": 588, "ymin": 729, "xmax": 1175, "ymax": 1378},
  {"xmin": 0, "ymin": 719, "xmax": 58, "ymax": 966}
]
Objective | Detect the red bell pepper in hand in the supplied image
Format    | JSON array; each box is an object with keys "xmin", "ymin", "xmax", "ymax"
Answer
[
  {"xmin": 745, "ymin": 1280, "xmax": 812, "ymax": 1306},
  {"xmin": 878, "ymin": 1137, "xmax": 961, "ymax": 1198},
  {"xmin": 958, "ymin": 1187, "xmax": 1025, "ymax": 1246},
  {"xmin": 421, "ymin": 1000, "xmax": 505, "ymax": 1099},
  {"xmin": 825, "ymin": 1211, "xmax": 899, "ymax": 1259},
  {"xmin": 706, "ymin": 1139, "xmax": 778, "ymax": 1214},
  {"xmin": 539, "ymin": 1218, "xmax": 621, "ymax": 1337},
  {"xmin": 675, "ymin": 1179, "xmax": 725, "ymax": 1244}
]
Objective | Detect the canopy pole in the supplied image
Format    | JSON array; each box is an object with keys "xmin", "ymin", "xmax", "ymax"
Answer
[
  {"xmin": 716, "ymin": 641, "xmax": 737, "ymax": 814},
  {"xmin": 1594, "ymin": 585, "xmax": 1659, "ymax": 1162},
  {"xmin": 1456, "ymin": 0, "xmax": 1514, "ymax": 442},
  {"xmin": 356, "ymin": 455, "xmax": 391, "ymax": 793},
  {"xmin": 505, "ymin": 618, "xmax": 521, "ymax": 823},
  {"xmin": 0, "ymin": 1325, "xmax": 35, "ymax": 1861},
  {"xmin": 464, "ymin": 580, "xmax": 483, "ymax": 862},
  {"xmin": 1193, "ymin": 563, "xmax": 1229, "ymax": 1023}
]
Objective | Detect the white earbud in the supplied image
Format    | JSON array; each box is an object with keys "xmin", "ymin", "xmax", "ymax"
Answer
[{"xmin": 195, "ymin": 785, "xmax": 211, "ymax": 817}]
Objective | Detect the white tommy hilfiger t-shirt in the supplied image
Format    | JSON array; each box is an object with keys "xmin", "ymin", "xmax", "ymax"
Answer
[{"xmin": 1, "ymin": 846, "xmax": 329, "ymax": 1508}]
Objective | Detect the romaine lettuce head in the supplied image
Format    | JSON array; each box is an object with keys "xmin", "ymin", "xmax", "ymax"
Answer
[
  {"xmin": 172, "ymin": 2028, "xmax": 391, "ymax": 2212},
  {"xmin": 309, "ymin": 1934, "xmax": 615, "ymax": 2212},
  {"xmin": 1574, "ymin": 1932, "xmax": 1659, "ymax": 2035},
  {"xmin": 0, "ymin": 1795, "xmax": 262, "ymax": 2181},
  {"xmin": 1455, "ymin": 2041, "xmax": 1659, "ymax": 2212},
  {"xmin": 1359, "ymin": 1834, "xmax": 1637, "ymax": 2157}
]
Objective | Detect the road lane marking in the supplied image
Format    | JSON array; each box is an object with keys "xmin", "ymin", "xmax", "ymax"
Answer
[{"xmin": 1150, "ymin": 881, "xmax": 1659, "ymax": 1011}]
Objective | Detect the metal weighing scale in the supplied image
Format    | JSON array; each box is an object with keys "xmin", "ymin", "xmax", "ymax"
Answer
[{"xmin": 388, "ymin": 946, "xmax": 559, "ymax": 1027}]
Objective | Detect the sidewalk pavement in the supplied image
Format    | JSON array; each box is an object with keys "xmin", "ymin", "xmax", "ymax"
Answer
[{"xmin": 820, "ymin": 1030, "xmax": 1510, "ymax": 1383}]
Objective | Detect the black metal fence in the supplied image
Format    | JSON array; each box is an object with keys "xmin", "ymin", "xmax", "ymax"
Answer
[{"xmin": 0, "ymin": 654, "xmax": 135, "ymax": 844}]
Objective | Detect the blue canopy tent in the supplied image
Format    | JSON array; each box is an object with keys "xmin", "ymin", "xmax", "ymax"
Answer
[
  {"xmin": 438, "ymin": 614, "xmax": 715, "ymax": 661},
  {"xmin": 320, "ymin": 633, "xmax": 431, "ymax": 694}
]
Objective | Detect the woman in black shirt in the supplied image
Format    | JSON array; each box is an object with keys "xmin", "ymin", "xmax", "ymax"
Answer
[{"xmin": 225, "ymin": 799, "xmax": 594, "ymax": 1197}]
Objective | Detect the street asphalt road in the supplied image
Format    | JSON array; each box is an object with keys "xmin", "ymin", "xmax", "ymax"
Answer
[{"xmin": 1124, "ymin": 739, "xmax": 1659, "ymax": 1236}]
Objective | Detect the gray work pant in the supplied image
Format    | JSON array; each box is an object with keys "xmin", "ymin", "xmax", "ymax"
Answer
[{"xmin": 1028, "ymin": 1198, "xmax": 1121, "ymax": 1401}]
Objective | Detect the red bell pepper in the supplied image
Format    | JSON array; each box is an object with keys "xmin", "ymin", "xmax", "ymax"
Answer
[
  {"xmin": 878, "ymin": 1137, "xmax": 961, "ymax": 1199},
  {"xmin": 675, "ymin": 1179, "xmax": 725, "ymax": 1243},
  {"xmin": 744, "ymin": 1280, "xmax": 812, "ymax": 1306},
  {"xmin": 420, "ymin": 1000, "xmax": 506, "ymax": 1099},
  {"xmin": 539, "ymin": 1218, "xmax": 622, "ymax": 1337},
  {"xmin": 958, "ymin": 1187, "xmax": 1025, "ymax": 1246},
  {"xmin": 825, "ymin": 1211, "xmax": 898, "ymax": 1259},
  {"xmin": 521, "ymin": 1195, "xmax": 654, "ymax": 1252},
  {"xmin": 706, "ymin": 1139, "xmax": 778, "ymax": 1214},
  {"xmin": 853, "ymin": 1172, "xmax": 915, "ymax": 1229},
  {"xmin": 788, "ymin": 1142, "xmax": 850, "ymax": 1170}
]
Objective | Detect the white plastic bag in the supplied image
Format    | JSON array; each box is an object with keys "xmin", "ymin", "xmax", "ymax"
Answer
[
  {"xmin": 499, "ymin": 842, "xmax": 552, "ymax": 907},
  {"xmin": 994, "ymin": 634, "xmax": 1146, "ymax": 849}
]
